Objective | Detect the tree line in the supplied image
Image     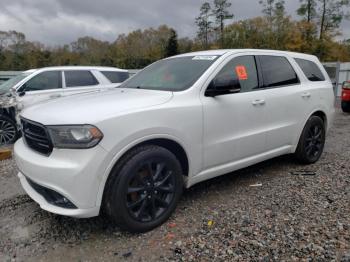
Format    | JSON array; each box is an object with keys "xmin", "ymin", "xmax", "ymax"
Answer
[{"xmin": 0, "ymin": 0, "xmax": 349, "ymax": 71}]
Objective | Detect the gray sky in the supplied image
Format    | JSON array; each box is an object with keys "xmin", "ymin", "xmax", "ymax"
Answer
[{"xmin": 0, "ymin": 0, "xmax": 349, "ymax": 46}]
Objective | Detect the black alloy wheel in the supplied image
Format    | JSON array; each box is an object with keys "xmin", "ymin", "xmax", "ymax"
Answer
[
  {"xmin": 304, "ymin": 124, "xmax": 324, "ymax": 160},
  {"xmin": 104, "ymin": 145, "xmax": 183, "ymax": 233},
  {"xmin": 295, "ymin": 116, "xmax": 325, "ymax": 164},
  {"xmin": 126, "ymin": 160, "xmax": 176, "ymax": 222}
]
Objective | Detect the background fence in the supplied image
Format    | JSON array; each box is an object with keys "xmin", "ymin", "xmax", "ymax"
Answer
[{"xmin": 0, "ymin": 71, "xmax": 21, "ymax": 84}]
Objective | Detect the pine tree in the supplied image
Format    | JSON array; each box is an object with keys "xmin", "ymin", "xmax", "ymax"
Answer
[
  {"xmin": 165, "ymin": 29, "xmax": 178, "ymax": 57},
  {"xmin": 195, "ymin": 2, "xmax": 213, "ymax": 49},
  {"xmin": 213, "ymin": 0, "xmax": 234, "ymax": 48},
  {"xmin": 297, "ymin": 0, "xmax": 317, "ymax": 22}
]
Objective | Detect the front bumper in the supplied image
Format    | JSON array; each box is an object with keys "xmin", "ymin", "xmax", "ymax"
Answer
[
  {"xmin": 14, "ymin": 138, "xmax": 109, "ymax": 218},
  {"xmin": 18, "ymin": 172, "xmax": 99, "ymax": 218}
]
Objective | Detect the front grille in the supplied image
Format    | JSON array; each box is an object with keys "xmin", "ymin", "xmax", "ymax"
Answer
[
  {"xmin": 21, "ymin": 118, "xmax": 53, "ymax": 155},
  {"xmin": 26, "ymin": 177, "xmax": 77, "ymax": 209}
]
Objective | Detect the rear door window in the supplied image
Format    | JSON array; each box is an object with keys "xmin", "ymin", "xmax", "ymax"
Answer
[
  {"xmin": 101, "ymin": 71, "xmax": 129, "ymax": 83},
  {"xmin": 295, "ymin": 58, "xmax": 325, "ymax": 81},
  {"xmin": 64, "ymin": 71, "xmax": 98, "ymax": 88},
  {"xmin": 258, "ymin": 56, "xmax": 299, "ymax": 88}
]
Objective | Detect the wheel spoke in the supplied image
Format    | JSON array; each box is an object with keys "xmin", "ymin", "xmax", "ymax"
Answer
[
  {"xmin": 135, "ymin": 198, "xmax": 149, "ymax": 218},
  {"xmin": 156, "ymin": 186, "xmax": 174, "ymax": 193},
  {"xmin": 127, "ymin": 195, "xmax": 146, "ymax": 209},
  {"xmin": 127, "ymin": 186, "xmax": 146, "ymax": 194},
  {"xmin": 150, "ymin": 197, "xmax": 156, "ymax": 219},
  {"xmin": 306, "ymin": 146, "xmax": 313, "ymax": 156},
  {"xmin": 155, "ymin": 196, "xmax": 169, "ymax": 208},
  {"xmin": 156, "ymin": 171, "xmax": 172, "ymax": 187},
  {"xmin": 314, "ymin": 131, "xmax": 322, "ymax": 139},
  {"xmin": 153, "ymin": 163, "xmax": 165, "ymax": 182},
  {"xmin": 146, "ymin": 161, "xmax": 154, "ymax": 176}
]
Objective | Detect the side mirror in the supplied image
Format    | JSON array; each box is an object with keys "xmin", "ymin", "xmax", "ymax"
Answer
[
  {"xmin": 343, "ymin": 81, "xmax": 350, "ymax": 90},
  {"xmin": 205, "ymin": 76, "xmax": 241, "ymax": 97},
  {"xmin": 18, "ymin": 91, "xmax": 26, "ymax": 97}
]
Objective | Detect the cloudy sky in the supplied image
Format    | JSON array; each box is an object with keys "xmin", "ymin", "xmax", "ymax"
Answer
[{"xmin": 0, "ymin": 0, "xmax": 349, "ymax": 46}]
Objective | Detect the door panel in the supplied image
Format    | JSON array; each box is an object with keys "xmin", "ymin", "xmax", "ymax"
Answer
[
  {"xmin": 201, "ymin": 55, "xmax": 267, "ymax": 170},
  {"xmin": 262, "ymin": 86, "xmax": 305, "ymax": 150},
  {"xmin": 202, "ymin": 92, "xmax": 267, "ymax": 169},
  {"xmin": 18, "ymin": 71, "xmax": 63, "ymax": 107},
  {"xmin": 256, "ymin": 55, "xmax": 310, "ymax": 150}
]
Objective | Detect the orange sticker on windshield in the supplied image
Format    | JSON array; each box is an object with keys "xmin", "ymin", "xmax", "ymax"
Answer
[{"xmin": 235, "ymin": 65, "xmax": 248, "ymax": 80}]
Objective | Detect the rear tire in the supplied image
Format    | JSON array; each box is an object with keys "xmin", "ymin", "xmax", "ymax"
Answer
[
  {"xmin": 294, "ymin": 116, "xmax": 325, "ymax": 164},
  {"xmin": 341, "ymin": 101, "xmax": 350, "ymax": 113},
  {"xmin": 103, "ymin": 145, "xmax": 183, "ymax": 233},
  {"xmin": 0, "ymin": 115, "xmax": 18, "ymax": 145}
]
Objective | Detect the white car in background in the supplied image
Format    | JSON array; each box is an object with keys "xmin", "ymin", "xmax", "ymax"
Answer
[
  {"xmin": 0, "ymin": 66, "xmax": 129, "ymax": 144},
  {"xmin": 1, "ymin": 66, "xmax": 129, "ymax": 108}
]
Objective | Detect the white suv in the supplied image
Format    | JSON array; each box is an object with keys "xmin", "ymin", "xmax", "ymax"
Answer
[
  {"xmin": 14, "ymin": 50, "xmax": 335, "ymax": 232},
  {"xmin": 0, "ymin": 66, "xmax": 128, "ymax": 144}
]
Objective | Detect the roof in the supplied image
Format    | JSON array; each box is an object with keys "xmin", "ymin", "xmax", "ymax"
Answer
[
  {"xmin": 24, "ymin": 66, "xmax": 128, "ymax": 73},
  {"xmin": 174, "ymin": 49, "xmax": 317, "ymax": 60}
]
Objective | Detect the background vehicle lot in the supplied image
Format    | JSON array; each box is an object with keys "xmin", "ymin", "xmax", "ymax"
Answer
[{"xmin": 1, "ymin": 109, "xmax": 349, "ymax": 261}]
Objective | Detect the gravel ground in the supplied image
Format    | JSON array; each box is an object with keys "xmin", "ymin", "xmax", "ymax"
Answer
[{"xmin": 0, "ymin": 109, "xmax": 349, "ymax": 262}]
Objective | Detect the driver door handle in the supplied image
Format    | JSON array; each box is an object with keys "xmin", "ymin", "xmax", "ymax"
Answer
[
  {"xmin": 252, "ymin": 99, "xmax": 266, "ymax": 106},
  {"xmin": 301, "ymin": 92, "xmax": 311, "ymax": 98},
  {"xmin": 50, "ymin": 94, "xmax": 62, "ymax": 98}
]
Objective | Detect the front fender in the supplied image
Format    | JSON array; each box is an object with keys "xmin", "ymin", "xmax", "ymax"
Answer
[{"xmin": 95, "ymin": 132, "xmax": 196, "ymax": 208}]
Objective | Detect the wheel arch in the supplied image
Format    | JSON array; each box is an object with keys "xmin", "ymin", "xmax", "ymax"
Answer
[
  {"xmin": 293, "ymin": 109, "xmax": 328, "ymax": 151},
  {"xmin": 96, "ymin": 135, "xmax": 191, "ymax": 208},
  {"xmin": 310, "ymin": 110, "xmax": 327, "ymax": 130}
]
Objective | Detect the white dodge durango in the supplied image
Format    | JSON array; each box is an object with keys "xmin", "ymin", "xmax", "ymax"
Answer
[{"xmin": 14, "ymin": 49, "xmax": 335, "ymax": 232}]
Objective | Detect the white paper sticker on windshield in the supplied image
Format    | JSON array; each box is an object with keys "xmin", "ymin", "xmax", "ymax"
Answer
[{"xmin": 192, "ymin": 55, "xmax": 217, "ymax": 61}]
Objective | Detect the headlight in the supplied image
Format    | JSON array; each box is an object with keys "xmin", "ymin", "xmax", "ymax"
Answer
[{"xmin": 47, "ymin": 125, "xmax": 103, "ymax": 149}]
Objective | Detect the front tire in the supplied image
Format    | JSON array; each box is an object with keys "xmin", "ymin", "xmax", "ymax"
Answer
[
  {"xmin": 294, "ymin": 116, "xmax": 326, "ymax": 164},
  {"xmin": 341, "ymin": 101, "xmax": 350, "ymax": 113},
  {"xmin": 0, "ymin": 115, "xmax": 18, "ymax": 145},
  {"xmin": 104, "ymin": 145, "xmax": 183, "ymax": 233}
]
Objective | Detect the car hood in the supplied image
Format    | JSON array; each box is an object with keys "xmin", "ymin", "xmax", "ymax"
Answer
[{"xmin": 21, "ymin": 88, "xmax": 173, "ymax": 125}]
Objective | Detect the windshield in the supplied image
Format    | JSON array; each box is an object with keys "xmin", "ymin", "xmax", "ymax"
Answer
[
  {"xmin": 343, "ymin": 81, "xmax": 350, "ymax": 89},
  {"xmin": 0, "ymin": 73, "xmax": 30, "ymax": 94},
  {"xmin": 119, "ymin": 55, "xmax": 219, "ymax": 91}
]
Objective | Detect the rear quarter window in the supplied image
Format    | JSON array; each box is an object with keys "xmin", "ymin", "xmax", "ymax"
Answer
[
  {"xmin": 101, "ymin": 71, "xmax": 129, "ymax": 83},
  {"xmin": 258, "ymin": 56, "xmax": 299, "ymax": 88},
  {"xmin": 295, "ymin": 58, "xmax": 325, "ymax": 82},
  {"xmin": 64, "ymin": 71, "xmax": 98, "ymax": 87}
]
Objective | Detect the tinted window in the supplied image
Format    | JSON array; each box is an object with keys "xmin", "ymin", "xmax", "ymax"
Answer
[
  {"xmin": 101, "ymin": 71, "xmax": 129, "ymax": 83},
  {"xmin": 259, "ymin": 56, "xmax": 299, "ymax": 87},
  {"xmin": 23, "ymin": 71, "xmax": 61, "ymax": 91},
  {"xmin": 214, "ymin": 55, "xmax": 258, "ymax": 93},
  {"xmin": 119, "ymin": 56, "xmax": 219, "ymax": 91},
  {"xmin": 295, "ymin": 58, "xmax": 325, "ymax": 81},
  {"xmin": 64, "ymin": 71, "xmax": 98, "ymax": 87}
]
